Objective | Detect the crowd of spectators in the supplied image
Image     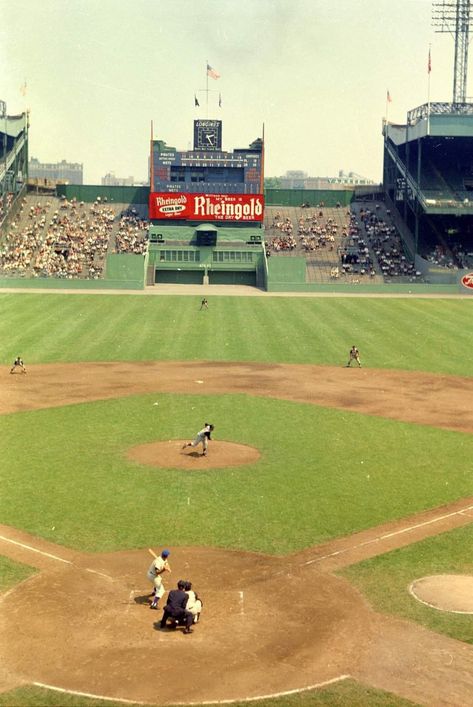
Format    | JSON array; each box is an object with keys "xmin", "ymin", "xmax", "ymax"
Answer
[
  {"xmin": 358, "ymin": 207, "xmax": 422, "ymax": 280},
  {"xmin": 338, "ymin": 212, "xmax": 377, "ymax": 278},
  {"xmin": 30, "ymin": 197, "xmax": 115, "ymax": 278},
  {"xmin": 114, "ymin": 208, "xmax": 149, "ymax": 254},
  {"xmin": 268, "ymin": 209, "xmax": 342, "ymax": 253},
  {"xmin": 0, "ymin": 193, "xmax": 14, "ymax": 225},
  {"xmin": 298, "ymin": 211, "xmax": 337, "ymax": 252},
  {"xmin": 267, "ymin": 213, "xmax": 297, "ymax": 251},
  {"xmin": 424, "ymin": 243, "xmax": 470, "ymax": 269},
  {"xmin": 0, "ymin": 195, "xmax": 127, "ymax": 279},
  {"xmin": 0, "ymin": 198, "xmax": 48, "ymax": 275}
]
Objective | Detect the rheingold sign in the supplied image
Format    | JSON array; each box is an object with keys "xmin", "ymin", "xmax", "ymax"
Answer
[{"xmin": 149, "ymin": 192, "xmax": 264, "ymax": 222}]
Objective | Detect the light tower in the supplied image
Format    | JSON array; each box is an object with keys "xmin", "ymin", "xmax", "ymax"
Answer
[{"xmin": 432, "ymin": 0, "xmax": 473, "ymax": 103}]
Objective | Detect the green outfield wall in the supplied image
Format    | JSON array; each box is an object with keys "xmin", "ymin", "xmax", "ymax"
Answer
[
  {"xmin": 265, "ymin": 189, "xmax": 354, "ymax": 207},
  {"xmin": 266, "ymin": 256, "xmax": 306, "ymax": 284},
  {"xmin": 56, "ymin": 184, "xmax": 149, "ymax": 204}
]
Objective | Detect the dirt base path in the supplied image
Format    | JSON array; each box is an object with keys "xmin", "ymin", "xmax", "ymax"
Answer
[
  {"xmin": 2, "ymin": 361, "xmax": 473, "ymax": 706},
  {"xmin": 4, "ymin": 361, "xmax": 473, "ymax": 434}
]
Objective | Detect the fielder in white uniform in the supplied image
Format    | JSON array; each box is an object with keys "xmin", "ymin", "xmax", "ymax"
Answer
[
  {"xmin": 182, "ymin": 423, "xmax": 214, "ymax": 456},
  {"xmin": 147, "ymin": 549, "xmax": 171, "ymax": 609}
]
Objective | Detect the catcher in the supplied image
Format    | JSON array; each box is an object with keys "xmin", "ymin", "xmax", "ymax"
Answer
[
  {"xmin": 182, "ymin": 423, "xmax": 214, "ymax": 457},
  {"xmin": 346, "ymin": 345, "xmax": 361, "ymax": 368}
]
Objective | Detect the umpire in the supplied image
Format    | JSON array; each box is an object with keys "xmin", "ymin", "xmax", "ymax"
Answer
[{"xmin": 160, "ymin": 580, "xmax": 194, "ymax": 634}]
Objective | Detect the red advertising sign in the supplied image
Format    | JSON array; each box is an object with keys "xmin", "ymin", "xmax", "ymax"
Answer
[
  {"xmin": 149, "ymin": 192, "xmax": 264, "ymax": 222},
  {"xmin": 461, "ymin": 273, "xmax": 473, "ymax": 289}
]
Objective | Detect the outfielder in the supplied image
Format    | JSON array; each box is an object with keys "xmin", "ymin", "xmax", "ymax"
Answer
[
  {"xmin": 182, "ymin": 423, "xmax": 214, "ymax": 457},
  {"xmin": 147, "ymin": 548, "xmax": 171, "ymax": 610}
]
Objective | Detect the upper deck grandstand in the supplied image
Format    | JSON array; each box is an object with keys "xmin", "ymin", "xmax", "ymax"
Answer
[
  {"xmin": 0, "ymin": 107, "xmax": 28, "ymax": 228},
  {"xmin": 383, "ymin": 102, "xmax": 473, "ymax": 282}
]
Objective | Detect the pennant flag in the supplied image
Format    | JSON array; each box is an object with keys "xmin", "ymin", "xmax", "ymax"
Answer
[
  {"xmin": 20, "ymin": 80, "xmax": 27, "ymax": 97},
  {"xmin": 387, "ymin": 90, "xmax": 392, "ymax": 103},
  {"xmin": 428, "ymin": 48, "xmax": 431, "ymax": 74},
  {"xmin": 219, "ymin": 93, "xmax": 222, "ymax": 108},
  {"xmin": 194, "ymin": 94, "xmax": 200, "ymax": 107},
  {"xmin": 207, "ymin": 63, "xmax": 220, "ymax": 80}
]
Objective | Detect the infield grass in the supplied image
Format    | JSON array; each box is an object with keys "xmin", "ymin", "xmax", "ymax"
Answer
[
  {"xmin": 2, "ymin": 392, "xmax": 472, "ymax": 553},
  {"xmin": 0, "ymin": 293, "xmax": 472, "ymax": 376},
  {"xmin": 0, "ymin": 556, "xmax": 37, "ymax": 593}
]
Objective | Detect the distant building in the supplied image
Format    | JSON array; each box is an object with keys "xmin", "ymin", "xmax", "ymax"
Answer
[
  {"xmin": 29, "ymin": 157, "xmax": 83, "ymax": 185},
  {"xmin": 101, "ymin": 172, "xmax": 134, "ymax": 187},
  {"xmin": 278, "ymin": 169, "xmax": 375, "ymax": 190}
]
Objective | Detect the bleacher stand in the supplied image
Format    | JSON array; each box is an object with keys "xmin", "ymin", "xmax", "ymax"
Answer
[
  {"xmin": 0, "ymin": 194, "xmax": 150, "ymax": 280},
  {"xmin": 114, "ymin": 207, "xmax": 149, "ymax": 254}
]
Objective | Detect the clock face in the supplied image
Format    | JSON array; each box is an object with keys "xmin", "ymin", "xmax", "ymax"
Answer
[{"xmin": 194, "ymin": 120, "xmax": 222, "ymax": 151}]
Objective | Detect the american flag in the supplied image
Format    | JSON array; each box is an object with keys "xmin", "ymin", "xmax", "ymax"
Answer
[
  {"xmin": 428, "ymin": 48, "xmax": 431, "ymax": 74},
  {"xmin": 207, "ymin": 63, "xmax": 220, "ymax": 80},
  {"xmin": 387, "ymin": 90, "xmax": 392, "ymax": 103}
]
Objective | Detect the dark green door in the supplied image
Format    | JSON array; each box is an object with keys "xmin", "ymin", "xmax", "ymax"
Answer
[
  {"xmin": 155, "ymin": 269, "xmax": 203, "ymax": 284},
  {"xmin": 209, "ymin": 270, "xmax": 256, "ymax": 285}
]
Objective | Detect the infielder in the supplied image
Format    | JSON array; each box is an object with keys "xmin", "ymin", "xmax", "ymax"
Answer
[
  {"xmin": 147, "ymin": 548, "xmax": 171, "ymax": 610},
  {"xmin": 10, "ymin": 356, "xmax": 27, "ymax": 374},
  {"xmin": 182, "ymin": 423, "xmax": 214, "ymax": 457},
  {"xmin": 346, "ymin": 345, "xmax": 361, "ymax": 368}
]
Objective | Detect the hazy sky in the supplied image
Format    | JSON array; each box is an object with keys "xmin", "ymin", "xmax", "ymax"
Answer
[{"xmin": 0, "ymin": 0, "xmax": 459, "ymax": 184}]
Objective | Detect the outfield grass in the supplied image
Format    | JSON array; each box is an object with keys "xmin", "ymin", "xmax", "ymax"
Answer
[
  {"xmin": 340, "ymin": 524, "xmax": 473, "ymax": 644},
  {"xmin": 0, "ymin": 680, "xmax": 418, "ymax": 706},
  {"xmin": 0, "ymin": 294, "xmax": 472, "ymax": 375},
  {"xmin": 2, "ymin": 392, "xmax": 473, "ymax": 553}
]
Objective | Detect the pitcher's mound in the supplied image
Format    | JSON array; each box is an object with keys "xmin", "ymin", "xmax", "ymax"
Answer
[
  {"xmin": 127, "ymin": 440, "xmax": 260, "ymax": 470},
  {"xmin": 409, "ymin": 575, "xmax": 473, "ymax": 613}
]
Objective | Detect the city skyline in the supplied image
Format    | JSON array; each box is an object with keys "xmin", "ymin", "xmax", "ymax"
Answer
[{"xmin": 2, "ymin": 0, "xmax": 458, "ymax": 185}]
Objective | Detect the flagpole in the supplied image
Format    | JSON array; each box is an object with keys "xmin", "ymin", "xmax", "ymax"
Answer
[
  {"xmin": 427, "ymin": 44, "xmax": 431, "ymax": 135},
  {"xmin": 206, "ymin": 59, "xmax": 209, "ymax": 118},
  {"xmin": 150, "ymin": 120, "xmax": 154, "ymax": 190},
  {"xmin": 260, "ymin": 123, "xmax": 265, "ymax": 195}
]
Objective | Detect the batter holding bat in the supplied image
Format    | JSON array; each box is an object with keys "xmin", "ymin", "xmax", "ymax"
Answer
[{"xmin": 147, "ymin": 548, "xmax": 171, "ymax": 610}]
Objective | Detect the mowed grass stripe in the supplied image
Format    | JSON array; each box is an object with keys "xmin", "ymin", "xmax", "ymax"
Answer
[
  {"xmin": 0, "ymin": 294, "xmax": 472, "ymax": 373},
  {"xmin": 0, "ymin": 294, "xmax": 473, "ymax": 375}
]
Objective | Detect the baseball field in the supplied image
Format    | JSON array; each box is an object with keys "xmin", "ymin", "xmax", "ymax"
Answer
[{"xmin": 1, "ymin": 291, "xmax": 473, "ymax": 707}]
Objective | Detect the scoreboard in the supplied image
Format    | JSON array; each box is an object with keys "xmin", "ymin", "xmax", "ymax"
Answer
[{"xmin": 151, "ymin": 120, "xmax": 263, "ymax": 195}]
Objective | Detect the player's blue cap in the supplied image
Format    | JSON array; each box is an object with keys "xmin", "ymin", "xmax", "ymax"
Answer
[{"xmin": 162, "ymin": 549, "xmax": 170, "ymax": 557}]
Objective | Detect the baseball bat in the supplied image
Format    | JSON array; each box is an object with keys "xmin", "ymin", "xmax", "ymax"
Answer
[{"xmin": 148, "ymin": 548, "xmax": 158, "ymax": 559}]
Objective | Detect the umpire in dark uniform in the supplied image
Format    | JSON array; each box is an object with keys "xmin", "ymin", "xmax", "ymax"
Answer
[{"xmin": 160, "ymin": 580, "xmax": 194, "ymax": 634}]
